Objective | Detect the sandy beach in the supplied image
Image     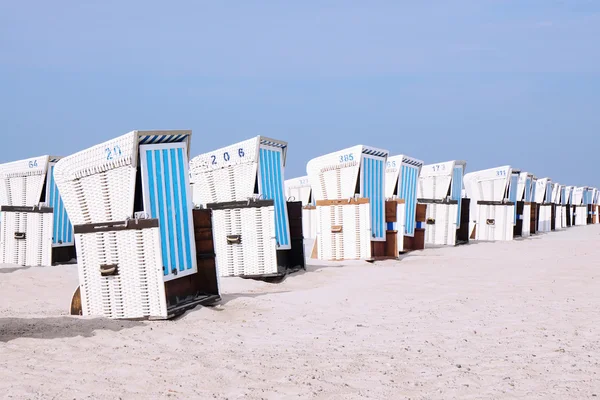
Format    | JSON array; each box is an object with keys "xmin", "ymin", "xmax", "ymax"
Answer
[{"xmin": 1, "ymin": 225, "xmax": 600, "ymax": 399}]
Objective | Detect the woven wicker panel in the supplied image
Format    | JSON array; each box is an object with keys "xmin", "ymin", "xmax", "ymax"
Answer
[
  {"xmin": 301, "ymin": 208, "xmax": 317, "ymax": 239},
  {"xmin": 358, "ymin": 203, "xmax": 372, "ymax": 258},
  {"xmin": 343, "ymin": 204, "xmax": 360, "ymax": 259},
  {"xmin": 574, "ymin": 205, "xmax": 586, "ymax": 225},
  {"xmin": 0, "ymin": 156, "xmax": 49, "ymax": 206},
  {"xmin": 560, "ymin": 206, "xmax": 567, "ymax": 227},
  {"xmin": 396, "ymin": 203, "xmax": 406, "ymax": 253},
  {"xmin": 190, "ymin": 137, "xmax": 259, "ymax": 174},
  {"xmin": 190, "ymin": 138, "xmax": 260, "ymax": 205},
  {"xmin": 475, "ymin": 204, "xmax": 493, "ymax": 241},
  {"xmin": 62, "ymin": 166, "xmax": 136, "ymax": 226},
  {"xmin": 551, "ymin": 183, "xmax": 560, "ymax": 203},
  {"xmin": 25, "ymin": 212, "xmax": 53, "ymax": 266},
  {"xmin": 0, "ymin": 212, "xmax": 18, "ymax": 264},
  {"xmin": 0, "ymin": 211, "xmax": 51, "ymax": 267},
  {"xmin": 572, "ymin": 188, "xmax": 583, "ymax": 205},
  {"xmin": 417, "ymin": 161, "xmax": 454, "ymax": 200},
  {"xmin": 534, "ymin": 179, "xmax": 549, "ymax": 204},
  {"xmin": 339, "ymin": 163, "xmax": 360, "ymax": 200},
  {"xmin": 12, "ymin": 212, "xmax": 28, "ymax": 265},
  {"xmin": 3, "ymin": 176, "xmax": 25, "ymax": 207},
  {"xmin": 26, "ymin": 174, "xmax": 46, "ymax": 206},
  {"xmin": 211, "ymin": 206, "xmax": 278, "ymax": 277},
  {"xmin": 256, "ymin": 206, "xmax": 277, "ymax": 275},
  {"xmin": 76, "ymin": 226, "xmax": 167, "ymax": 319},
  {"xmin": 316, "ymin": 205, "xmax": 333, "ymax": 260},
  {"xmin": 341, "ymin": 204, "xmax": 360, "ymax": 260},
  {"xmin": 334, "ymin": 205, "xmax": 344, "ymax": 260},
  {"xmin": 464, "ymin": 166, "xmax": 512, "ymax": 204},
  {"xmin": 285, "ymin": 176, "xmax": 311, "ymax": 205},
  {"xmin": 190, "ymin": 157, "xmax": 259, "ymax": 205},
  {"xmin": 475, "ymin": 205, "xmax": 514, "ymax": 241},
  {"xmin": 211, "ymin": 208, "xmax": 242, "ymax": 277},
  {"xmin": 306, "ymin": 146, "xmax": 364, "ymax": 201},
  {"xmin": 517, "ymin": 173, "xmax": 530, "ymax": 202},
  {"xmin": 323, "ymin": 169, "xmax": 342, "ymax": 200},
  {"xmin": 424, "ymin": 203, "xmax": 458, "ymax": 246},
  {"xmin": 555, "ymin": 205, "xmax": 564, "ymax": 229},
  {"xmin": 521, "ymin": 204, "xmax": 531, "ymax": 237},
  {"xmin": 54, "ymin": 133, "xmax": 136, "ymax": 181},
  {"xmin": 315, "ymin": 203, "xmax": 371, "ymax": 261},
  {"xmin": 538, "ymin": 205, "xmax": 552, "ymax": 232},
  {"xmin": 54, "ymin": 133, "xmax": 137, "ymax": 225}
]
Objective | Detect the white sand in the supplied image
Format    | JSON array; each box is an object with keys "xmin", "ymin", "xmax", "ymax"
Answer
[{"xmin": 1, "ymin": 226, "xmax": 600, "ymax": 399}]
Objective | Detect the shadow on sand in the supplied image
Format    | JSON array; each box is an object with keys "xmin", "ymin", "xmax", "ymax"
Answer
[
  {"xmin": 0, "ymin": 265, "xmax": 34, "ymax": 274},
  {"xmin": 0, "ymin": 316, "xmax": 144, "ymax": 342},
  {"xmin": 215, "ymin": 290, "xmax": 294, "ymax": 306}
]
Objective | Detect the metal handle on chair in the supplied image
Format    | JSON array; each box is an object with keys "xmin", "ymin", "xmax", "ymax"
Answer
[
  {"xmin": 100, "ymin": 264, "xmax": 119, "ymax": 276},
  {"xmin": 227, "ymin": 235, "xmax": 241, "ymax": 244}
]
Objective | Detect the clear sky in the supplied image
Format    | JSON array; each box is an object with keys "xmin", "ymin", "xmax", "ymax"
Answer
[{"xmin": 1, "ymin": 1, "xmax": 599, "ymax": 187}]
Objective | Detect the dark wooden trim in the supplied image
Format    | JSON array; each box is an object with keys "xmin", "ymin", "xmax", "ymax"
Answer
[
  {"xmin": 316, "ymin": 198, "xmax": 370, "ymax": 206},
  {"xmin": 74, "ymin": 219, "xmax": 159, "ymax": 234},
  {"xmin": 206, "ymin": 199, "xmax": 274, "ymax": 210},
  {"xmin": 417, "ymin": 198, "xmax": 459, "ymax": 205},
  {"xmin": 0, "ymin": 205, "xmax": 53, "ymax": 213}
]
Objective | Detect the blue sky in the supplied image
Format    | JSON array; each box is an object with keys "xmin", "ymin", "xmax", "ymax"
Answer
[{"xmin": 1, "ymin": 0, "xmax": 599, "ymax": 186}]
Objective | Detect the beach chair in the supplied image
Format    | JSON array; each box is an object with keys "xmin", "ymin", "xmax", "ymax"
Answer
[
  {"xmin": 190, "ymin": 136, "xmax": 305, "ymax": 279},
  {"xmin": 0, "ymin": 155, "xmax": 75, "ymax": 266},
  {"xmin": 417, "ymin": 160, "xmax": 470, "ymax": 246},
  {"xmin": 54, "ymin": 130, "xmax": 220, "ymax": 320}
]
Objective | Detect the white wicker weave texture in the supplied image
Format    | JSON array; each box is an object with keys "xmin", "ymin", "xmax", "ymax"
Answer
[
  {"xmin": 316, "ymin": 205, "xmax": 335, "ymax": 260},
  {"xmin": 53, "ymin": 132, "xmax": 137, "ymax": 225},
  {"xmin": 521, "ymin": 204, "xmax": 531, "ymax": 237},
  {"xmin": 315, "ymin": 203, "xmax": 372, "ymax": 261},
  {"xmin": 211, "ymin": 205, "xmax": 278, "ymax": 277},
  {"xmin": 190, "ymin": 138, "xmax": 259, "ymax": 205},
  {"xmin": 538, "ymin": 205, "xmax": 552, "ymax": 233},
  {"xmin": 476, "ymin": 205, "xmax": 514, "ymax": 241},
  {"xmin": 574, "ymin": 206, "xmax": 586, "ymax": 226},
  {"xmin": 396, "ymin": 202, "xmax": 406, "ymax": 253},
  {"xmin": 25, "ymin": 212, "xmax": 53, "ymax": 266},
  {"xmin": 0, "ymin": 211, "xmax": 52, "ymax": 267},
  {"xmin": 0, "ymin": 156, "xmax": 49, "ymax": 207},
  {"xmin": 301, "ymin": 208, "xmax": 317, "ymax": 240},
  {"xmin": 417, "ymin": 161, "xmax": 455, "ymax": 200},
  {"xmin": 555, "ymin": 205, "xmax": 564, "ymax": 230},
  {"xmin": 306, "ymin": 146, "xmax": 363, "ymax": 201},
  {"xmin": 191, "ymin": 159, "xmax": 258, "ymax": 205},
  {"xmin": 424, "ymin": 204, "xmax": 458, "ymax": 246},
  {"xmin": 0, "ymin": 212, "xmax": 18, "ymax": 264},
  {"xmin": 75, "ymin": 227, "xmax": 167, "ymax": 319}
]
